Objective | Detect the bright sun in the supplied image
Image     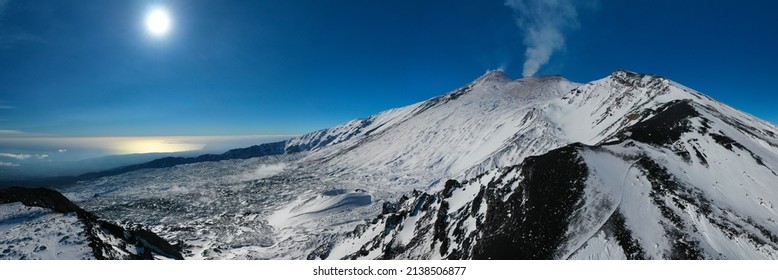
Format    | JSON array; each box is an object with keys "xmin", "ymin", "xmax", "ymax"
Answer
[
  {"xmin": 115, "ymin": 138, "xmax": 204, "ymax": 154},
  {"xmin": 145, "ymin": 7, "xmax": 172, "ymax": 37}
]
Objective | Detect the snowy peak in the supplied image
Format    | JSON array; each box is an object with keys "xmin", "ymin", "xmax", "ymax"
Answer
[
  {"xmin": 322, "ymin": 70, "xmax": 778, "ymax": 260},
  {"xmin": 474, "ymin": 69, "xmax": 513, "ymax": 85},
  {"xmin": 472, "ymin": 70, "xmax": 575, "ymax": 97},
  {"xmin": 328, "ymin": 95, "xmax": 778, "ymax": 259},
  {"xmin": 609, "ymin": 69, "xmax": 665, "ymax": 84},
  {"xmin": 474, "ymin": 69, "xmax": 571, "ymax": 85},
  {"xmin": 544, "ymin": 69, "xmax": 720, "ymax": 145},
  {"xmin": 283, "ymin": 68, "xmax": 735, "ymax": 184},
  {"xmin": 288, "ymin": 69, "xmax": 582, "ymax": 182}
]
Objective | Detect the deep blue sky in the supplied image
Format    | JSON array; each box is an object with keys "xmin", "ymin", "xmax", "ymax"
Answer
[{"xmin": 1, "ymin": 0, "xmax": 777, "ymax": 139}]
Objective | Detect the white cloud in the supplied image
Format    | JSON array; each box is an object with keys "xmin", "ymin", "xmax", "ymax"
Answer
[
  {"xmin": 0, "ymin": 152, "xmax": 31, "ymax": 160},
  {"xmin": 0, "ymin": 161, "xmax": 19, "ymax": 167},
  {"xmin": 0, "ymin": 152, "xmax": 48, "ymax": 160},
  {"xmin": 58, "ymin": 149, "xmax": 68, "ymax": 153}
]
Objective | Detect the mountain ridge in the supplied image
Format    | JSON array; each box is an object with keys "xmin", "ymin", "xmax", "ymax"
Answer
[
  {"xmin": 8, "ymin": 69, "xmax": 776, "ymax": 260},
  {"xmin": 323, "ymin": 72, "xmax": 778, "ymax": 259}
]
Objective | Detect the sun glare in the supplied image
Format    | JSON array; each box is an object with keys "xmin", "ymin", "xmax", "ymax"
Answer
[
  {"xmin": 145, "ymin": 7, "xmax": 172, "ymax": 37},
  {"xmin": 115, "ymin": 138, "xmax": 203, "ymax": 154}
]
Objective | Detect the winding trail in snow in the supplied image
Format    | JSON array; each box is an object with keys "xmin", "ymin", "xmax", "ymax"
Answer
[{"xmin": 564, "ymin": 159, "xmax": 636, "ymax": 259}]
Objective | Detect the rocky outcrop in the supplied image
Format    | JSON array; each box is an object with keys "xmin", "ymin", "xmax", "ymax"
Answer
[{"xmin": 0, "ymin": 187, "xmax": 184, "ymax": 260}]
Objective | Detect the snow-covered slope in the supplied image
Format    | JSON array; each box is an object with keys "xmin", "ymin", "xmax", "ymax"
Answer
[
  {"xmin": 1, "ymin": 202, "xmax": 93, "ymax": 260},
  {"xmin": 0, "ymin": 187, "xmax": 184, "ymax": 260},
  {"xmin": 286, "ymin": 71, "xmax": 579, "ymax": 180},
  {"xmin": 327, "ymin": 72, "xmax": 778, "ymax": 260},
  {"xmin": 47, "ymin": 69, "xmax": 778, "ymax": 260}
]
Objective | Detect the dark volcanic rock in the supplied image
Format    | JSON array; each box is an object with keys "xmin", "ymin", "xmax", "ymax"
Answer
[
  {"xmin": 623, "ymin": 99, "xmax": 700, "ymax": 146},
  {"xmin": 472, "ymin": 145, "xmax": 589, "ymax": 259},
  {"xmin": 0, "ymin": 187, "xmax": 81, "ymax": 213},
  {"xmin": 0, "ymin": 187, "xmax": 184, "ymax": 260}
]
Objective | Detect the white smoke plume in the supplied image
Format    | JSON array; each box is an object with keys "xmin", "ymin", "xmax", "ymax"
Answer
[{"xmin": 505, "ymin": 0, "xmax": 584, "ymax": 77}]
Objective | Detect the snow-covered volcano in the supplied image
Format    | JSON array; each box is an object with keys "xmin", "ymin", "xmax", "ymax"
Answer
[
  {"xmin": 6, "ymin": 69, "xmax": 776, "ymax": 259},
  {"xmin": 285, "ymin": 70, "xmax": 580, "ymax": 180},
  {"xmin": 326, "ymin": 70, "xmax": 778, "ymax": 260}
]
